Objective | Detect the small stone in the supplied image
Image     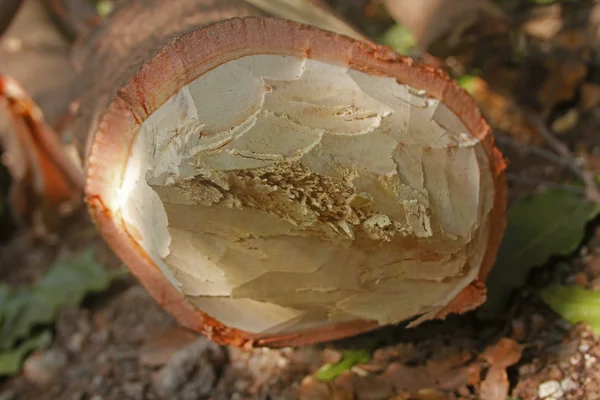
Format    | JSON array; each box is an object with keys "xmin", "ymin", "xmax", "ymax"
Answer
[
  {"xmin": 23, "ymin": 349, "xmax": 68, "ymax": 385},
  {"xmin": 570, "ymin": 353, "xmax": 582, "ymax": 366},
  {"xmin": 579, "ymin": 343, "xmax": 590, "ymax": 353},
  {"xmin": 152, "ymin": 338, "xmax": 226, "ymax": 397},
  {"xmin": 538, "ymin": 380, "xmax": 564, "ymax": 399},
  {"xmin": 518, "ymin": 363, "xmax": 538, "ymax": 376},
  {"xmin": 511, "ymin": 319, "xmax": 527, "ymax": 341},
  {"xmin": 123, "ymin": 382, "xmax": 144, "ymax": 399},
  {"xmin": 561, "ymin": 377, "xmax": 579, "ymax": 393},
  {"xmin": 531, "ymin": 313, "xmax": 547, "ymax": 332},
  {"xmin": 547, "ymin": 365, "xmax": 563, "ymax": 381}
]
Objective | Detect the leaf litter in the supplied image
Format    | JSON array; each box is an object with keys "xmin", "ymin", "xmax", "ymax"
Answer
[{"xmin": 0, "ymin": 249, "xmax": 125, "ymax": 376}]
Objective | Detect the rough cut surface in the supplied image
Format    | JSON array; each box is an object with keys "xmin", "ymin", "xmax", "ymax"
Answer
[{"xmin": 117, "ymin": 55, "xmax": 495, "ymax": 335}]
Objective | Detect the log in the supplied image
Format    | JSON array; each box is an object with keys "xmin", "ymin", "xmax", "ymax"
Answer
[{"xmin": 72, "ymin": 0, "xmax": 507, "ymax": 347}]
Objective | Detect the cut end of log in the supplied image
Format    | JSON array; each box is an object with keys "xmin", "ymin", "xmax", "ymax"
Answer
[{"xmin": 84, "ymin": 18, "xmax": 507, "ymax": 346}]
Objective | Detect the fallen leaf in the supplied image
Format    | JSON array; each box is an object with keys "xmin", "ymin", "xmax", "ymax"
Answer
[
  {"xmin": 485, "ymin": 190, "xmax": 600, "ymax": 310},
  {"xmin": 456, "ymin": 75, "xmax": 480, "ymax": 95},
  {"xmin": 537, "ymin": 60, "xmax": 587, "ymax": 114},
  {"xmin": 480, "ymin": 338, "xmax": 523, "ymax": 369},
  {"xmin": 540, "ymin": 284, "xmax": 600, "ymax": 333},
  {"xmin": 380, "ymin": 352, "xmax": 474, "ymax": 393},
  {"xmin": 551, "ymin": 109, "xmax": 579, "ymax": 134},
  {"xmin": 413, "ymin": 388, "xmax": 450, "ymax": 400},
  {"xmin": 479, "ymin": 365, "xmax": 509, "ymax": 400},
  {"xmin": 522, "ymin": 4, "xmax": 562, "ymax": 40},
  {"xmin": 139, "ymin": 327, "xmax": 198, "ymax": 367},
  {"xmin": 0, "ymin": 250, "xmax": 125, "ymax": 375},
  {"xmin": 315, "ymin": 349, "xmax": 370, "ymax": 382},
  {"xmin": 580, "ymin": 83, "xmax": 600, "ymax": 112},
  {"xmin": 334, "ymin": 371, "xmax": 394, "ymax": 400},
  {"xmin": 0, "ymin": 74, "xmax": 84, "ymax": 238},
  {"xmin": 299, "ymin": 376, "xmax": 354, "ymax": 400}
]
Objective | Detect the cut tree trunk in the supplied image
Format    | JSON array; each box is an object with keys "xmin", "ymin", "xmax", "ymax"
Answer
[{"xmin": 73, "ymin": 0, "xmax": 507, "ymax": 348}]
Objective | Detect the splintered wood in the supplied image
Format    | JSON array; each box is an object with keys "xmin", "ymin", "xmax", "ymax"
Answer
[
  {"xmin": 116, "ymin": 55, "xmax": 497, "ymax": 335},
  {"xmin": 82, "ymin": 15, "xmax": 506, "ymax": 346}
]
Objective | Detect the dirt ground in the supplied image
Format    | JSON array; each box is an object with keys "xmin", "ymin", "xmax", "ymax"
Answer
[{"xmin": 3, "ymin": 1, "xmax": 600, "ymax": 399}]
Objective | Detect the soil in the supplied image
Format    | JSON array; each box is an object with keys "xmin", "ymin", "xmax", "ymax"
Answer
[{"xmin": 3, "ymin": 1, "xmax": 600, "ymax": 399}]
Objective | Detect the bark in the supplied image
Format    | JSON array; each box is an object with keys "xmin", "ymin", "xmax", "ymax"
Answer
[{"xmin": 71, "ymin": 0, "xmax": 265, "ymax": 160}]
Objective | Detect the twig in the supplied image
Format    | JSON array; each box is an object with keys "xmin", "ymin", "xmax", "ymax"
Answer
[
  {"xmin": 495, "ymin": 132, "xmax": 568, "ymax": 167},
  {"xmin": 526, "ymin": 113, "xmax": 600, "ymax": 203},
  {"xmin": 505, "ymin": 173, "xmax": 586, "ymax": 195}
]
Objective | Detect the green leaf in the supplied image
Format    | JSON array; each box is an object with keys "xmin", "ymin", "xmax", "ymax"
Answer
[
  {"xmin": 541, "ymin": 284, "xmax": 600, "ymax": 333},
  {"xmin": 457, "ymin": 75, "xmax": 478, "ymax": 95},
  {"xmin": 95, "ymin": 0, "xmax": 114, "ymax": 17},
  {"xmin": 0, "ymin": 330, "xmax": 52, "ymax": 376},
  {"xmin": 0, "ymin": 250, "xmax": 125, "ymax": 351},
  {"xmin": 315, "ymin": 349, "xmax": 370, "ymax": 381},
  {"xmin": 378, "ymin": 24, "xmax": 417, "ymax": 56},
  {"xmin": 485, "ymin": 190, "xmax": 600, "ymax": 310}
]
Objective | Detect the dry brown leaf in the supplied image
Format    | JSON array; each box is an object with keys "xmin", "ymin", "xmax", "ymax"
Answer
[
  {"xmin": 139, "ymin": 327, "xmax": 198, "ymax": 367},
  {"xmin": 335, "ymin": 371, "xmax": 394, "ymax": 400},
  {"xmin": 381, "ymin": 352, "xmax": 475, "ymax": 393},
  {"xmin": 471, "ymin": 78, "xmax": 540, "ymax": 143},
  {"xmin": 480, "ymin": 337, "xmax": 523, "ymax": 369},
  {"xmin": 537, "ymin": 60, "xmax": 587, "ymax": 114},
  {"xmin": 298, "ymin": 376, "xmax": 354, "ymax": 400},
  {"xmin": 0, "ymin": 74, "xmax": 84, "ymax": 238},
  {"xmin": 479, "ymin": 365, "xmax": 509, "ymax": 400},
  {"xmin": 413, "ymin": 388, "xmax": 451, "ymax": 400},
  {"xmin": 522, "ymin": 4, "xmax": 562, "ymax": 40},
  {"xmin": 551, "ymin": 109, "xmax": 579, "ymax": 134},
  {"xmin": 581, "ymin": 83, "xmax": 600, "ymax": 112}
]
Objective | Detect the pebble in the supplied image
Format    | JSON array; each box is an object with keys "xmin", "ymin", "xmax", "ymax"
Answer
[
  {"xmin": 123, "ymin": 382, "xmax": 145, "ymax": 399},
  {"xmin": 570, "ymin": 353, "xmax": 582, "ymax": 366},
  {"xmin": 561, "ymin": 377, "xmax": 579, "ymax": 393},
  {"xmin": 538, "ymin": 380, "xmax": 564, "ymax": 399},
  {"xmin": 23, "ymin": 349, "xmax": 67, "ymax": 385},
  {"xmin": 152, "ymin": 338, "xmax": 226, "ymax": 397},
  {"xmin": 579, "ymin": 343, "xmax": 591, "ymax": 353}
]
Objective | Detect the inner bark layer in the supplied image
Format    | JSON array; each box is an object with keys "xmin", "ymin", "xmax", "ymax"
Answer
[{"xmin": 117, "ymin": 55, "xmax": 494, "ymax": 334}]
